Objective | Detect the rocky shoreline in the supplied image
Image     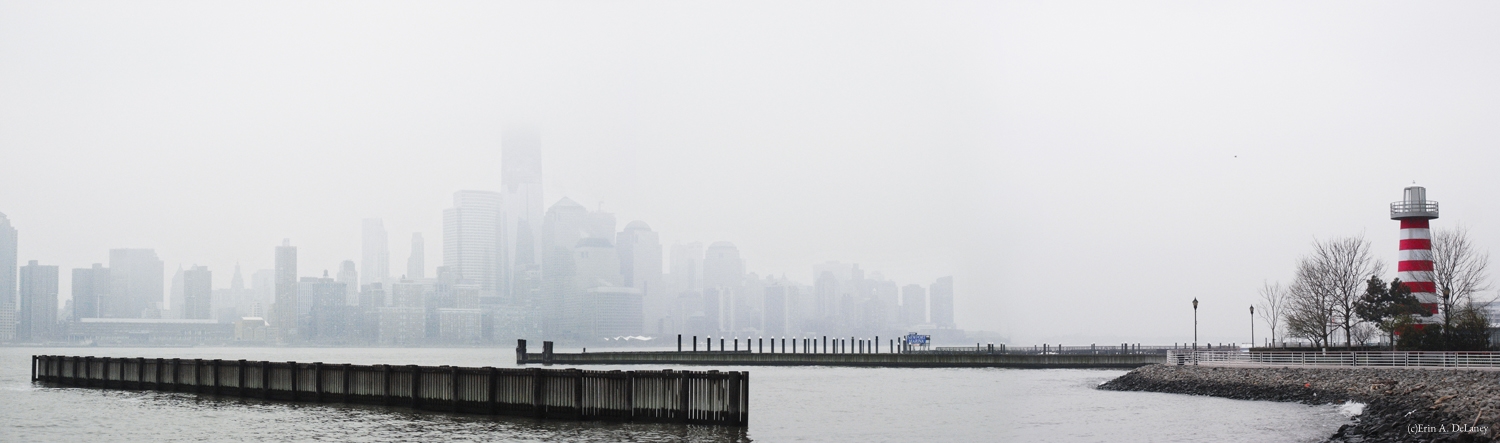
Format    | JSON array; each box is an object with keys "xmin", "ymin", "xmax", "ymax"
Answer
[{"xmin": 1099, "ymin": 365, "xmax": 1499, "ymax": 442}]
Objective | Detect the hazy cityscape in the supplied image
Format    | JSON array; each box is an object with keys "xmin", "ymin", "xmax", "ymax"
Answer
[
  {"xmin": 0, "ymin": 135, "xmax": 962, "ymax": 347},
  {"xmin": 11, "ymin": 2, "xmax": 1500, "ymax": 442}
]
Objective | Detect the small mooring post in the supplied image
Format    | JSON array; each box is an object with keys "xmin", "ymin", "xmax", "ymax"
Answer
[
  {"xmin": 517, "ymin": 339, "xmax": 528, "ymax": 362},
  {"xmin": 693, "ymin": 335, "xmax": 698, "ymax": 352},
  {"xmin": 678, "ymin": 334, "xmax": 682, "ymax": 352},
  {"xmin": 543, "ymin": 341, "xmax": 554, "ymax": 365}
]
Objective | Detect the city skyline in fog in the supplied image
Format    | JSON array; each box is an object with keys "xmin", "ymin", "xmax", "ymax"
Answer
[{"xmin": 9, "ymin": 2, "xmax": 1500, "ymax": 344}]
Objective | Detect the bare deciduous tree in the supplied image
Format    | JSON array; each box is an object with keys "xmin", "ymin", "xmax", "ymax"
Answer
[
  {"xmin": 1424, "ymin": 226, "xmax": 1492, "ymax": 329},
  {"xmin": 1286, "ymin": 258, "xmax": 1334, "ymax": 347},
  {"xmin": 1284, "ymin": 235, "xmax": 1384, "ymax": 348},
  {"xmin": 1349, "ymin": 322, "xmax": 1377, "ymax": 346},
  {"xmin": 1256, "ymin": 281, "xmax": 1287, "ymax": 346}
]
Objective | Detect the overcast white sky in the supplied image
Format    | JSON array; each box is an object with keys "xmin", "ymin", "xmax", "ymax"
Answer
[{"xmin": 5, "ymin": 1, "xmax": 1500, "ymax": 345}]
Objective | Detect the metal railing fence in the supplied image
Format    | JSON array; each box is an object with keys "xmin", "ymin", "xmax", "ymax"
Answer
[{"xmin": 1169, "ymin": 350, "xmax": 1500, "ymax": 368}]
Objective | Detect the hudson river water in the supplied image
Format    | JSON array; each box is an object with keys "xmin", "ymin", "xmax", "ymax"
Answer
[{"xmin": 1, "ymin": 346, "xmax": 1353, "ymax": 442}]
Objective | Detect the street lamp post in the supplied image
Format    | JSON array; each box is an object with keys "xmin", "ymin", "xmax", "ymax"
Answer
[{"xmin": 1192, "ymin": 298, "xmax": 1199, "ymax": 365}]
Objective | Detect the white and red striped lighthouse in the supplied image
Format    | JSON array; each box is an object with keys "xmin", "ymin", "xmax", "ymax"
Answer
[{"xmin": 1391, "ymin": 186, "xmax": 1440, "ymax": 323}]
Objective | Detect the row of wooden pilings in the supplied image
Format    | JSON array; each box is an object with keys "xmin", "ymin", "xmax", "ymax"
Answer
[
  {"xmin": 670, "ymin": 334, "xmax": 914, "ymax": 354},
  {"xmin": 31, "ymin": 355, "xmax": 748, "ymax": 426}
]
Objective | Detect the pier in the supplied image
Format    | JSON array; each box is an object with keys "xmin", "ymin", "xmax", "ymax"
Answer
[
  {"xmin": 516, "ymin": 338, "xmax": 1165, "ymax": 368},
  {"xmin": 30, "ymin": 354, "xmax": 748, "ymax": 426}
]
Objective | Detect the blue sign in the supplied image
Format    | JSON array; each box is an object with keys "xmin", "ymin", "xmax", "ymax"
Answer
[{"xmin": 905, "ymin": 333, "xmax": 929, "ymax": 345}]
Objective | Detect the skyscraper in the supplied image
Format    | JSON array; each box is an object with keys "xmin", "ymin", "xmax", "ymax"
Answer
[
  {"xmin": 901, "ymin": 283, "xmax": 926, "ymax": 326},
  {"xmin": 408, "ymin": 233, "xmax": 425, "ymax": 280},
  {"xmin": 501, "ymin": 129, "xmax": 544, "ymax": 300},
  {"xmin": 0, "ymin": 213, "xmax": 16, "ymax": 315},
  {"xmin": 362, "ymin": 218, "xmax": 390, "ymax": 286},
  {"xmin": 71, "ymin": 264, "xmax": 109, "ymax": 320},
  {"xmin": 618, "ymin": 221, "xmax": 665, "ymax": 333},
  {"xmin": 337, "ymin": 260, "xmax": 358, "ymax": 304},
  {"xmin": 169, "ymin": 265, "xmax": 184, "ymax": 317},
  {"xmin": 702, "ymin": 242, "xmax": 744, "ymax": 332},
  {"xmin": 182, "ymin": 266, "xmax": 212, "ymax": 320},
  {"xmin": 763, "ymin": 285, "xmax": 787, "ymax": 336},
  {"xmin": 930, "ymin": 276, "xmax": 955, "ymax": 328},
  {"xmin": 444, "ymin": 191, "xmax": 503, "ymax": 292},
  {"xmin": 212, "ymin": 264, "xmax": 254, "ymax": 323},
  {"xmin": 274, "ymin": 239, "xmax": 298, "ymax": 339},
  {"xmin": 18, "ymin": 260, "xmax": 58, "ymax": 341},
  {"xmin": 109, "ymin": 249, "xmax": 164, "ymax": 318},
  {"xmin": 702, "ymin": 242, "xmax": 745, "ymax": 290},
  {"xmin": 538, "ymin": 197, "xmax": 593, "ymax": 335},
  {"xmin": 669, "ymin": 242, "xmax": 703, "ymax": 293},
  {"xmin": 0, "ymin": 214, "xmax": 16, "ymax": 341}
]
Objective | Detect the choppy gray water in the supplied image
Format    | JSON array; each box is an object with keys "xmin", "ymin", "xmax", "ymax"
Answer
[{"xmin": 1, "ymin": 346, "xmax": 1351, "ymax": 442}]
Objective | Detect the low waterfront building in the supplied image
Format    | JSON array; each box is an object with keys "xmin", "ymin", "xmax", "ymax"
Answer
[
  {"xmin": 66, "ymin": 318, "xmax": 233, "ymax": 345},
  {"xmin": 235, "ymin": 317, "xmax": 269, "ymax": 342}
]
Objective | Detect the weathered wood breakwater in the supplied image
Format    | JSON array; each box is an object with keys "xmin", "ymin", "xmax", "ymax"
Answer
[
  {"xmin": 30, "ymin": 354, "xmax": 748, "ymax": 426},
  {"xmin": 1100, "ymin": 365, "xmax": 1498, "ymax": 442},
  {"xmin": 516, "ymin": 340, "xmax": 1164, "ymax": 368}
]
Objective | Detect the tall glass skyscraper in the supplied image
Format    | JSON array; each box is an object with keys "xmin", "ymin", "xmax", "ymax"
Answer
[{"xmin": 444, "ymin": 190, "xmax": 503, "ymax": 292}]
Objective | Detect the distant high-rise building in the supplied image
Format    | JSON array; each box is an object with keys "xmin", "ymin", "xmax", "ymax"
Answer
[
  {"xmin": 18, "ymin": 260, "xmax": 58, "ymax": 341},
  {"xmin": 71, "ymin": 264, "xmax": 109, "ymax": 319},
  {"xmin": 362, "ymin": 218, "xmax": 390, "ymax": 286},
  {"xmin": 337, "ymin": 260, "xmax": 358, "ymax": 304},
  {"xmin": 212, "ymin": 264, "xmax": 255, "ymax": 323},
  {"xmin": 702, "ymin": 242, "xmax": 744, "ymax": 290},
  {"xmin": 618, "ymin": 221, "xmax": 666, "ymax": 334},
  {"xmin": 274, "ymin": 239, "xmax": 297, "ymax": 338},
  {"xmin": 444, "ymin": 191, "xmax": 503, "ymax": 292},
  {"xmin": 408, "ymin": 233, "xmax": 425, "ymax": 280},
  {"xmin": 930, "ymin": 276, "xmax": 955, "ymax": 328},
  {"xmin": 538, "ymin": 197, "xmax": 610, "ymax": 335},
  {"xmin": 501, "ymin": 129, "xmax": 544, "ymax": 300},
  {"xmin": 901, "ymin": 284, "xmax": 927, "ymax": 326},
  {"xmin": 169, "ymin": 265, "xmax": 184, "ymax": 318},
  {"xmin": 251, "ymin": 269, "xmax": 274, "ymax": 311},
  {"xmin": 182, "ymin": 266, "xmax": 212, "ymax": 320},
  {"xmin": 540, "ymin": 198, "xmax": 590, "ymax": 258},
  {"xmin": 669, "ymin": 242, "xmax": 704, "ymax": 294},
  {"xmin": 391, "ymin": 281, "xmax": 426, "ymax": 308},
  {"xmin": 298, "ymin": 272, "xmax": 349, "ymax": 340},
  {"xmin": 0, "ymin": 213, "xmax": 16, "ymax": 316},
  {"xmin": 109, "ymin": 249, "xmax": 164, "ymax": 318},
  {"xmin": 763, "ymin": 285, "xmax": 787, "ymax": 337}
]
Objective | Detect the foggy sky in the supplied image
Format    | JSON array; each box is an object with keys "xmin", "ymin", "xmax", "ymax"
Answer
[{"xmin": 5, "ymin": 1, "xmax": 1500, "ymax": 345}]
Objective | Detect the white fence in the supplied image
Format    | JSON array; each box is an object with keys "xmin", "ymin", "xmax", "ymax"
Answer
[{"xmin": 1168, "ymin": 350, "xmax": 1500, "ymax": 368}]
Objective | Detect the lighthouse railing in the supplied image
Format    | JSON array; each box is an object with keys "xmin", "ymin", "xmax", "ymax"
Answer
[{"xmin": 1390, "ymin": 201, "xmax": 1439, "ymax": 217}]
